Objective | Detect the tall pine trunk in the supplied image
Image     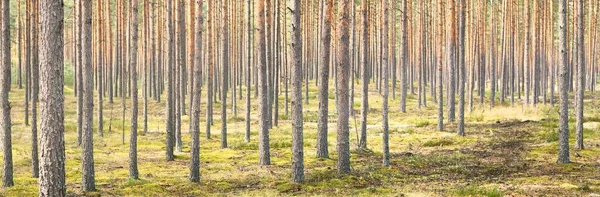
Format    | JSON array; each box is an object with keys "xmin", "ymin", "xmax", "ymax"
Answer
[
  {"xmin": 81, "ymin": 0, "xmax": 96, "ymax": 191},
  {"xmin": 190, "ymin": 0, "xmax": 203, "ymax": 183},
  {"xmin": 557, "ymin": 0, "xmax": 570, "ymax": 164},
  {"xmin": 0, "ymin": 0, "xmax": 13, "ymax": 188},
  {"xmin": 129, "ymin": 0, "xmax": 140, "ymax": 179},
  {"xmin": 291, "ymin": 0, "xmax": 304, "ymax": 182},
  {"xmin": 336, "ymin": 0, "xmax": 351, "ymax": 174},
  {"xmin": 38, "ymin": 0, "xmax": 65, "ymax": 195},
  {"xmin": 316, "ymin": 0, "xmax": 333, "ymax": 159},
  {"xmin": 359, "ymin": 0, "xmax": 369, "ymax": 150},
  {"xmin": 257, "ymin": 0, "xmax": 271, "ymax": 165}
]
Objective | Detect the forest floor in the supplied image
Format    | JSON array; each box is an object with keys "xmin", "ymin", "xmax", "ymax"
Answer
[{"xmin": 1, "ymin": 80, "xmax": 600, "ymax": 197}]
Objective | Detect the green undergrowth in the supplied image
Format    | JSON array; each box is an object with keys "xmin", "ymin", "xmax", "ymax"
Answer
[{"xmin": 1, "ymin": 79, "xmax": 600, "ymax": 196}]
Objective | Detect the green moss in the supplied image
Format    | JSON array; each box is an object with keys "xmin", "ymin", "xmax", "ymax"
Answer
[
  {"xmin": 422, "ymin": 138, "xmax": 454, "ymax": 147},
  {"xmin": 454, "ymin": 186, "xmax": 504, "ymax": 197}
]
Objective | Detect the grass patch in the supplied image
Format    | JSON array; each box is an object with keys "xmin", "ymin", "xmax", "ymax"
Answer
[
  {"xmin": 422, "ymin": 138, "xmax": 454, "ymax": 147},
  {"xmin": 454, "ymin": 186, "xmax": 504, "ymax": 197}
]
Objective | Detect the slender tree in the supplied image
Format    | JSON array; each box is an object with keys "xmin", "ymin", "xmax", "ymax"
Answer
[
  {"xmin": 381, "ymin": 0, "xmax": 390, "ymax": 167},
  {"xmin": 129, "ymin": 0, "xmax": 140, "ymax": 180},
  {"xmin": 437, "ymin": 0, "xmax": 444, "ymax": 131},
  {"xmin": 245, "ymin": 0, "xmax": 252, "ymax": 143},
  {"xmin": 38, "ymin": 0, "xmax": 65, "ymax": 195},
  {"xmin": 575, "ymin": 0, "xmax": 585, "ymax": 150},
  {"xmin": 336, "ymin": 0, "xmax": 351, "ymax": 174},
  {"xmin": 557, "ymin": 0, "xmax": 570, "ymax": 164},
  {"xmin": 190, "ymin": 0, "xmax": 203, "ymax": 183},
  {"xmin": 316, "ymin": 0, "xmax": 333, "ymax": 158},
  {"xmin": 0, "ymin": 0, "xmax": 13, "ymax": 188},
  {"xmin": 81, "ymin": 0, "xmax": 96, "ymax": 191},
  {"xmin": 359, "ymin": 0, "xmax": 369, "ymax": 150},
  {"xmin": 206, "ymin": 0, "xmax": 214, "ymax": 140},
  {"xmin": 221, "ymin": 0, "xmax": 229, "ymax": 149},
  {"xmin": 257, "ymin": 0, "xmax": 271, "ymax": 165},
  {"xmin": 77, "ymin": 0, "xmax": 83, "ymax": 147},
  {"xmin": 400, "ymin": 0, "xmax": 408, "ymax": 113},
  {"xmin": 291, "ymin": 0, "xmax": 304, "ymax": 182},
  {"xmin": 30, "ymin": 0, "xmax": 40, "ymax": 178},
  {"xmin": 457, "ymin": 0, "xmax": 466, "ymax": 136},
  {"xmin": 446, "ymin": 0, "xmax": 456, "ymax": 123},
  {"xmin": 165, "ymin": 0, "xmax": 175, "ymax": 161}
]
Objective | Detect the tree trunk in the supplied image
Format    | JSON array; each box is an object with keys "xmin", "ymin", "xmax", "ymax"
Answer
[
  {"xmin": 336, "ymin": 0, "xmax": 351, "ymax": 174},
  {"xmin": 82, "ymin": 0, "xmax": 96, "ymax": 191},
  {"xmin": 38, "ymin": 0, "xmax": 65, "ymax": 194},
  {"xmin": 245, "ymin": 0, "xmax": 252, "ymax": 143},
  {"xmin": 437, "ymin": 0, "xmax": 444, "ymax": 131},
  {"xmin": 190, "ymin": 0, "xmax": 203, "ymax": 183},
  {"xmin": 257, "ymin": 0, "xmax": 271, "ymax": 165},
  {"xmin": 446, "ymin": 0, "xmax": 456, "ymax": 123},
  {"xmin": 206, "ymin": 0, "xmax": 214, "ymax": 139},
  {"xmin": 129, "ymin": 0, "xmax": 140, "ymax": 180},
  {"xmin": 557, "ymin": 0, "xmax": 570, "ymax": 164},
  {"xmin": 76, "ymin": 0, "xmax": 83, "ymax": 147},
  {"xmin": 0, "ymin": 0, "xmax": 13, "ymax": 188},
  {"xmin": 290, "ymin": 0, "xmax": 304, "ymax": 182},
  {"xmin": 359, "ymin": 0, "xmax": 369, "ymax": 150},
  {"xmin": 575, "ymin": 0, "xmax": 585, "ymax": 150},
  {"xmin": 316, "ymin": 0, "xmax": 333, "ymax": 159},
  {"xmin": 457, "ymin": 0, "xmax": 466, "ymax": 136},
  {"xmin": 221, "ymin": 0, "xmax": 229, "ymax": 149},
  {"xmin": 165, "ymin": 0, "xmax": 175, "ymax": 161},
  {"xmin": 30, "ymin": 0, "xmax": 40, "ymax": 178},
  {"xmin": 381, "ymin": 0, "xmax": 390, "ymax": 167},
  {"xmin": 400, "ymin": 0, "xmax": 407, "ymax": 113}
]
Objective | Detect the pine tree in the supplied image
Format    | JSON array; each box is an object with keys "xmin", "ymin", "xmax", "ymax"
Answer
[
  {"xmin": 557, "ymin": 0, "xmax": 570, "ymax": 164},
  {"xmin": 257, "ymin": 0, "xmax": 271, "ymax": 165},
  {"xmin": 381, "ymin": 0, "xmax": 390, "ymax": 167},
  {"xmin": 190, "ymin": 0, "xmax": 203, "ymax": 183},
  {"xmin": 575, "ymin": 0, "xmax": 585, "ymax": 150},
  {"xmin": 316, "ymin": 0, "xmax": 333, "ymax": 159},
  {"xmin": 165, "ymin": 0, "xmax": 175, "ymax": 161},
  {"xmin": 0, "ymin": 0, "xmax": 13, "ymax": 188},
  {"xmin": 38, "ymin": 0, "xmax": 65, "ymax": 194},
  {"xmin": 290, "ymin": 0, "xmax": 304, "ymax": 182},
  {"xmin": 336, "ymin": 0, "xmax": 351, "ymax": 174},
  {"xmin": 82, "ymin": 0, "xmax": 96, "ymax": 191},
  {"xmin": 129, "ymin": 0, "xmax": 140, "ymax": 180}
]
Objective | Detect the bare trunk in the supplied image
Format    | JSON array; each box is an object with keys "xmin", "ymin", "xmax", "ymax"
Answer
[
  {"xmin": 336, "ymin": 0, "xmax": 351, "ymax": 174},
  {"xmin": 38, "ymin": 0, "xmax": 65, "ymax": 194}
]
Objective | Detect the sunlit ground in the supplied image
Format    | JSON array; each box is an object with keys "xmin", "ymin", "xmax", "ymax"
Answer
[{"xmin": 1, "ymin": 71, "xmax": 600, "ymax": 196}]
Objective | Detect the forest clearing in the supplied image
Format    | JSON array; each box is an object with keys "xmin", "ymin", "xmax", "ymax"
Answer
[{"xmin": 1, "ymin": 0, "xmax": 600, "ymax": 196}]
